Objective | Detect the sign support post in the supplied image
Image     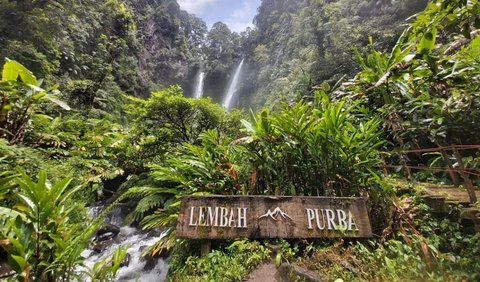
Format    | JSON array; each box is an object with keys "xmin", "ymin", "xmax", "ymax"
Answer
[{"xmin": 200, "ymin": 240, "xmax": 211, "ymax": 256}]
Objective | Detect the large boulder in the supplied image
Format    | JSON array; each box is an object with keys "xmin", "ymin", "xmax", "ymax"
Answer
[
  {"xmin": 90, "ymin": 224, "xmax": 120, "ymax": 253},
  {"xmin": 95, "ymin": 224, "xmax": 120, "ymax": 242}
]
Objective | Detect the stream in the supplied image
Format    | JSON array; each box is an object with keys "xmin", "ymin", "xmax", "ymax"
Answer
[{"xmin": 79, "ymin": 206, "xmax": 170, "ymax": 281}]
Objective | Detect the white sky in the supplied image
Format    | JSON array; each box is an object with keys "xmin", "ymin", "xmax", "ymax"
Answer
[{"xmin": 178, "ymin": 0, "xmax": 261, "ymax": 32}]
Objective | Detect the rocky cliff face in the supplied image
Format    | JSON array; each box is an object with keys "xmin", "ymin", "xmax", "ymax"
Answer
[{"xmin": 127, "ymin": 0, "xmax": 205, "ymax": 97}]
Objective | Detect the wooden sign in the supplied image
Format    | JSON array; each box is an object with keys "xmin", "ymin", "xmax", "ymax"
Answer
[{"xmin": 176, "ymin": 196, "xmax": 372, "ymax": 239}]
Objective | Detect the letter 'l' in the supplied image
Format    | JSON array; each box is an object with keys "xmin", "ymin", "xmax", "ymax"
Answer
[{"xmin": 189, "ymin": 206, "xmax": 197, "ymax": 226}]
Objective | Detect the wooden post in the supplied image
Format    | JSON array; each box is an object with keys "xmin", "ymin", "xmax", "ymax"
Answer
[
  {"xmin": 200, "ymin": 240, "xmax": 211, "ymax": 257},
  {"xmin": 400, "ymin": 154, "xmax": 411, "ymax": 180},
  {"xmin": 381, "ymin": 158, "xmax": 389, "ymax": 177},
  {"xmin": 453, "ymin": 148, "xmax": 477, "ymax": 204},
  {"xmin": 441, "ymin": 149, "xmax": 460, "ymax": 186}
]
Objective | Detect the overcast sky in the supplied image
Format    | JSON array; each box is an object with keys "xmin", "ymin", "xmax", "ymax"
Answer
[{"xmin": 177, "ymin": 0, "xmax": 261, "ymax": 32}]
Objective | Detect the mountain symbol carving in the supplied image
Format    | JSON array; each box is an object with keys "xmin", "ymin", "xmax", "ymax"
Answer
[{"xmin": 258, "ymin": 207, "xmax": 293, "ymax": 221}]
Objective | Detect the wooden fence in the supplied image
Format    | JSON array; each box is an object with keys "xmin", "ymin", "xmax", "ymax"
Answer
[{"xmin": 381, "ymin": 144, "xmax": 479, "ymax": 204}]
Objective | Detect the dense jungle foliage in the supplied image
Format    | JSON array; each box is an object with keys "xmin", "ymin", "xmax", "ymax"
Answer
[
  {"xmin": 0, "ymin": 0, "xmax": 430, "ymax": 106},
  {"xmin": 1, "ymin": 0, "xmax": 480, "ymax": 281}
]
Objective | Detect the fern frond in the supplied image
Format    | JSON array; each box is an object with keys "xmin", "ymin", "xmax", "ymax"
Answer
[
  {"xmin": 135, "ymin": 194, "xmax": 165, "ymax": 213},
  {"xmin": 123, "ymin": 186, "xmax": 179, "ymax": 198},
  {"xmin": 150, "ymin": 167, "xmax": 188, "ymax": 184},
  {"xmin": 125, "ymin": 194, "xmax": 166, "ymax": 223},
  {"xmin": 141, "ymin": 208, "xmax": 179, "ymax": 230}
]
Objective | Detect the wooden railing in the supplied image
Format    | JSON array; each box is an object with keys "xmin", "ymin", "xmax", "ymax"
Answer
[{"xmin": 381, "ymin": 144, "xmax": 480, "ymax": 204}]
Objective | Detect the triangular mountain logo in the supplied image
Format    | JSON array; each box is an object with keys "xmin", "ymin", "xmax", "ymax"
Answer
[{"xmin": 258, "ymin": 207, "xmax": 293, "ymax": 221}]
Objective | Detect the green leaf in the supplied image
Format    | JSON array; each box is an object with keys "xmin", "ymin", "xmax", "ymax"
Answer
[
  {"xmin": 241, "ymin": 119, "xmax": 255, "ymax": 133},
  {"xmin": 353, "ymin": 48, "xmax": 369, "ymax": 71},
  {"xmin": 0, "ymin": 207, "xmax": 28, "ymax": 221},
  {"xmin": 111, "ymin": 245, "xmax": 129, "ymax": 275},
  {"xmin": 51, "ymin": 176, "xmax": 73, "ymax": 204},
  {"xmin": 11, "ymin": 254, "xmax": 27, "ymax": 271},
  {"xmin": 388, "ymin": 27, "xmax": 413, "ymax": 67},
  {"xmin": 58, "ymin": 184, "xmax": 83, "ymax": 205},
  {"xmin": 31, "ymin": 91, "xmax": 46, "ymax": 101},
  {"xmin": 275, "ymin": 252, "xmax": 282, "ymax": 267},
  {"xmin": 417, "ymin": 28, "xmax": 437, "ymax": 54},
  {"xmin": 43, "ymin": 94, "xmax": 71, "ymax": 110},
  {"xmin": 2, "ymin": 59, "xmax": 38, "ymax": 85}
]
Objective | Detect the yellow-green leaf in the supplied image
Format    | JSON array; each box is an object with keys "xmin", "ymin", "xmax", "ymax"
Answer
[{"xmin": 2, "ymin": 59, "xmax": 38, "ymax": 85}]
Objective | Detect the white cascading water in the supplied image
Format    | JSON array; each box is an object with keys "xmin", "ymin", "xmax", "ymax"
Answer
[
  {"xmin": 78, "ymin": 207, "xmax": 169, "ymax": 282},
  {"xmin": 222, "ymin": 58, "xmax": 245, "ymax": 109},
  {"xmin": 194, "ymin": 71, "xmax": 205, "ymax": 98}
]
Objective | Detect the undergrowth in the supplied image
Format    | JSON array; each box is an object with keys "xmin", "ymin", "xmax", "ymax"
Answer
[
  {"xmin": 169, "ymin": 240, "xmax": 271, "ymax": 282},
  {"xmin": 294, "ymin": 196, "xmax": 480, "ymax": 282}
]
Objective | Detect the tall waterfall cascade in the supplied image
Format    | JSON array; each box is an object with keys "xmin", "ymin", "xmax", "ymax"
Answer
[
  {"xmin": 193, "ymin": 71, "xmax": 205, "ymax": 98},
  {"xmin": 222, "ymin": 58, "xmax": 245, "ymax": 109}
]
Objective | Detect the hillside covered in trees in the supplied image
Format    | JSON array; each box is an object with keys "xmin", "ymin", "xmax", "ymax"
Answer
[
  {"xmin": 0, "ymin": 0, "xmax": 430, "ymax": 108},
  {"xmin": 1, "ymin": 0, "xmax": 480, "ymax": 281}
]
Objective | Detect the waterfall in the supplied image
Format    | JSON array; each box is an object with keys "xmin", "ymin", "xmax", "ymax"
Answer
[
  {"xmin": 193, "ymin": 71, "xmax": 205, "ymax": 98},
  {"xmin": 222, "ymin": 58, "xmax": 245, "ymax": 109}
]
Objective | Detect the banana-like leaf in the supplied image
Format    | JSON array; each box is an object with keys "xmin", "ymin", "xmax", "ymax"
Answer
[
  {"xmin": 0, "ymin": 207, "xmax": 28, "ymax": 222},
  {"xmin": 43, "ymin": 94, "xmax": 71, "ymax": 110},
  {"xmin": 2, "ymin": 59, "xmax": 38, "ymax": 85}
]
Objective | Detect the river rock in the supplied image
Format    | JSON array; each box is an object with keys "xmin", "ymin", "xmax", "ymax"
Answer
[
  {"xmin": 143, "ymin": 255, "xmax": 157, "ymax": 271},
  {"xmin": 139, "ymin": 246, "xmax": 156, "ymax": 271},
  {"xmin": 139, "ymin": 245, "xmax": 170, "ymax": 260},
  {"xmin": 277, "ymin": 263, "xmax": 322, "ymax": 282},
  {"xmin": 0, "ymin": 263, "xmax": 14, "ymax": 279},
  {"xmin": 147, "ymin": 228, "xmax": 163, "ymax": 237},
  {"xmin": 120, "ymin": 253, "xmax": 131, "ymax": 268},
  {"xmin": 95, "ymin": 224, "xmax": 120, "ymax": 241},
  {"xmin": 92, "ymin": 238, "xmax": 114, "ymax": 253},
  {"xmin": 138, "ymin": 245, "xmax": 148, "ymax": 255},
  {"xmin": 157, "ymin": 246, "xmax": 170, "ymax": 259},
  {"xmin": 139, "ymin": 245, "xmax": 170, "ymax": 271}
]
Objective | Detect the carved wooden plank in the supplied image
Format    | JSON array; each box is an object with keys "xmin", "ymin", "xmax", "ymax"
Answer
[{"xmin": 176, "ymin": 196, "xmax": 372, "ymax": 239}]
